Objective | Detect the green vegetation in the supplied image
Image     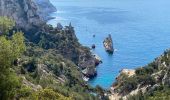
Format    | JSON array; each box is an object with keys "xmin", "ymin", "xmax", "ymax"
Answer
[
  {"xmin": 0, "ymin": 17, "xmax": 25, "ymax": 100},
  {"xmin": 0, "ymin": 16, "xmax": 14, "ymax": 35},
  {"xmin": 147, "ymin": 86, "xmax": 170, "ymax": 100},
  {"xmin": 114, "ymin": 58, "xmax": 161, "ymax": 95},
  {"xmin": 18, "ymin": 87, "xmax": 72, "ymax": 100},
  {"xmin": 125, "ymin": 85, "xmax": 170, "ymax": 100},
  {"xmin": 21, "ymin": 46, "xmax": 97, "ymax": 100},
  {"xmin": 0, "ymin": 16, "xmax": 105, "ymax": 100}
]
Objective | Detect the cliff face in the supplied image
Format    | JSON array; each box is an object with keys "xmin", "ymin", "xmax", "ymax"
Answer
[
  {"xmin": 35, "ymin": 0, "xmax": 57, "ymax": 21},
  {"xmin": 0, "ymin": 0, "xmax": 44, "ymax": 30}
]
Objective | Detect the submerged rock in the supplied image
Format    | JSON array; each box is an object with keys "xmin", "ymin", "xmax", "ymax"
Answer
[{"xmin": 103, "ymin": 34, "xmax": 114, "ymax": 54}]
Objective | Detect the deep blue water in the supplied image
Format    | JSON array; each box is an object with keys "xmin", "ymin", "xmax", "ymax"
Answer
[{"xmin": 48, "ymin": 0, "xmax": 170, "ymax": 89}]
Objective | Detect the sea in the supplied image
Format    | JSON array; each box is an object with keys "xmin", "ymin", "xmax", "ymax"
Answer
[{"xmin": 48, "ymin": 0, "xmax": 170, "ymax": 89}]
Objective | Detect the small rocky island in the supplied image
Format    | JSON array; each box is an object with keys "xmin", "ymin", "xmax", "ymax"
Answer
[{"xmin": 103, "ymin": 34, "xmax": 114, "ymax": 54}]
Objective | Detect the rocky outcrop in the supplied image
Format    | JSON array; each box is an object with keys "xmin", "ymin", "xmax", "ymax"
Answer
[
  {"xmin": 109, "ymin": 49, "xmax": 170, "ymax": 100},
  {"xmin": 35, "ymin": 0, "xmax": 57, "ymax": 21},
  {"xmin": 56, "ymin": 23, "xmax": 63, "ymax": 31},
  {"xmin": 33, "ymin": 23, "xmax": 99, "ymax": 79},
  {"xmin": 82, "ymin": 66, "xmax": 97, "ymax": 78},
  {"xmin": 0, "ymin": 0, "xmax": 44, "ymax": 30},
  {"xmin": 119, "ymin": 69, "xmax": 135, "ymax": 77},
  {"xmin": 22, "ymin": 76, "xmax": 42, "ymax": 91},
  {"xmin": 79, "ymin": 54, "xmax": 97, "ymax": 78},
  {"xmin": 103, "ymin": 34, "xmax": 114, "ymax": 54},
  {"xmin": 93, "ymin": 54, "xmax": 102, "ymax": 66}
]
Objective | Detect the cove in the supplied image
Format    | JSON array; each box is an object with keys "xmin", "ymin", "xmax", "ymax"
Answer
[{"xmin": 48, "ymin": 0, "xmax": 170, "ymax": 89}]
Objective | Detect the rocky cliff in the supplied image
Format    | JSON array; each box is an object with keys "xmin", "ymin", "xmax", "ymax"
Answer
[
  {"xmin": 35, "ymin": 0, "xmax": 57, "ymax": 21},
  {"xmin": 0, "ymin": 0, "xmax": 56, "ymax": 30},
  {"xmin": 0, "ymin": 0, "xmax": 44, "ymax": 30}
]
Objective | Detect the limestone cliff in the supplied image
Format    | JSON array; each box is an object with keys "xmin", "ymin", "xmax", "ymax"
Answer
[{"xmin": 0, "ymin": 0, "xmax": 44, "ymax": 30}]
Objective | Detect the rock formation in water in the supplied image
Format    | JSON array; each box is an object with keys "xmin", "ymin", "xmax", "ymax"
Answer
[
  {"xmin": 92, "ymin": 44, "xmax": 96, "ymax": 49},
  {"xmin": 103, "ymin": 34, "xmax": 114, "ymax": 54}
]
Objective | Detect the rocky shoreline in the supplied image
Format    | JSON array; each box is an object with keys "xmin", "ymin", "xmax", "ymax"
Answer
[
  {"xmin": 36, "ymin": 2, "xmax": 102, "ymax": 80},
  {"xmin": 109, "ymin": 69, "xmax": 136, "ymax": 100},
  {"xmin": 108, "ymin": 49, "xmax": 170, "ymax": 100}
]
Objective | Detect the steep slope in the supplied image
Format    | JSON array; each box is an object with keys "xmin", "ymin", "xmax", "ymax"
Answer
[
  {"xmin": 109, "ymin": 49, "xmax": 170, "ymax": 100},
  {"xmin": 0, "ymin": 0, "xmax": 104, "ymax": 99},
  {"xmin": 31, "ymin": 23, "xmax": 98, "ymax": 78},
  {"xmin": 0, "ymin": 0, "xmax": 98, "ymax": 80}
]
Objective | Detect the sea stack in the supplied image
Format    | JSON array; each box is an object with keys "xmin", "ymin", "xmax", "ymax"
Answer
[{"xmin": 103, "ymin": 34, "xmax": 114, "ymax": 54}]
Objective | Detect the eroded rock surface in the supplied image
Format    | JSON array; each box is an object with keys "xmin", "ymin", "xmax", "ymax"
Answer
[{"xmin": 103, "ymin": 34, "xmax": 114, "ymax": 53}]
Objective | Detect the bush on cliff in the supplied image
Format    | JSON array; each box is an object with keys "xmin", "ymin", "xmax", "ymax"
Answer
[{"xmin": 0, "ymin": 16, "xmax": 15, "ymax": 35}]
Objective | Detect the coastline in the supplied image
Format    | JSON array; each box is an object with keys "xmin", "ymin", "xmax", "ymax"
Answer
[
  {"xmin": 47, "ymin": 0, "xmax": 170, "ymax": 91},
  {"xmin": 1, "ymin": 0, "xmax": 170, "ymax": 99},
  {"xmin": 109, "ymin": 49, "xmax": 170, "ymax": 99},
  {"xmin": 47, "ymin": 2, "xmax": 102, "ymax": 80}
]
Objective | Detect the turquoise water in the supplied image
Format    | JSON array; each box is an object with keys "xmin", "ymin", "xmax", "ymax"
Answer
[{"xmin": 48, "ymin": 0, "xmax": 170, "ymax": 89}]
